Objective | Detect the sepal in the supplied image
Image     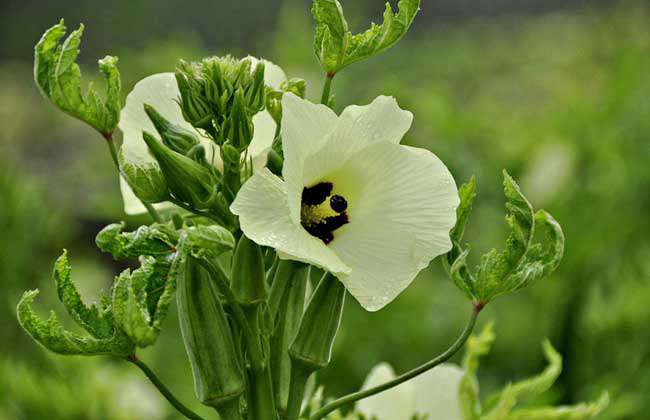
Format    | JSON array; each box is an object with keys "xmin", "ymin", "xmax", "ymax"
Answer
[
  {"xmin": 144, "ymin": 104, "xmax": 202, "ymax": 158},
  {"xmin": 119, "ymin": 150, "xmax": 170, "ymax": 204},
  {"xmin": 143, "ymin": 131, "xmax": 218, "ymax": 208}
]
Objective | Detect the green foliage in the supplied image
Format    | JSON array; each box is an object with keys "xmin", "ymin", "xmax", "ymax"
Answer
[
  {"xmin": 0, "ymin": 358, "xmax": 169, "ymax": 420},
  {"xmin": 17, "ymin": 251, "xmax": 134, "ymax": 357},
  {"xmin": 459, "ymin": 323, "xmax": 496, "ymax": 420},
  {"xmin": 112, "ymin": 256, "xmax": 177, "ymax": 347},
  {"xmin": 17, "ymin": 242, "xmax": 181, "ymax": 355},
  {"xmin": 446, "ymin": 171, "xmax": 565, "ymax": 304},
  {"xmin": 311, "ymin": 0, "xmax": 420, "ymax": 74},
  {"xmin": 95, "ymin": 221, "xmax": 178, "ymax": 260},
  {"xmin": 34, "ymin": 20, "xmax": 121, "ymax": 136},
  {"xmin": 453, "ymin": 326, "xmax": 608, "ymax": 420},
  {"xmin": 183, "ymin": 224, "xmax": 236, "ymax": 261},
  {"xmin": 482, "ymin": 340, "xmax": 563, "ymax": 418}
]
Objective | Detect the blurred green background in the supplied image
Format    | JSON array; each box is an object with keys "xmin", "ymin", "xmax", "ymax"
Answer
[{"xmin": 1, "ymin": 0, "xmax": 649, "ymax": 418}]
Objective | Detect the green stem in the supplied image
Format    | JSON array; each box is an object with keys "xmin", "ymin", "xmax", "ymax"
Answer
[
  {"xmin": 104, "ymin": 132, "xmax": 163, "ymax": 223},
  {"xmin": 127, "ymin": 355, "xmax": 204, "ymax": 420},
  {"xmin": 320, "ymin": 73, "xmax": 335, "ymax": 105},
  {"xmin": 285, "ymin": 363, "xmax": 312, "ymax": 420},
  {"xmin": 309, "ymin": 305, "xmax": 481, "ymax": 420}
]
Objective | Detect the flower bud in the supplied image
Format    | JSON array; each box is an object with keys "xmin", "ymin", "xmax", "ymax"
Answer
[
  {"xmin": 142, "ymin": 131, "xmax": 217, "ymax": 208},
  {"xmin": 175, "ymin": 63, "xmax": 214, "ymax": 132},
  {"xmin": 143, "ymin": 103, "xmax": 200, "ymax": 156},
  {"xmin": 176, "ymin": 253, "xmax": 245, "ymax": 407},
  {"xmin": 289, "ymin": 273, "xmax": 345, "ymax": 371},
  {"xmin": 225, "ymin": 88, "xmax": 254, "ymax": 152},
  {"xmin": 231, "ymin": 235, "xmax": 267, "ymax": 306},
  {"xmin": 245, "ymin": 61, "xmax": 266, "ymax": 112}
]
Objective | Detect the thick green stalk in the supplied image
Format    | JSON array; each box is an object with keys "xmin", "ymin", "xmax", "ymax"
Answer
[
  {"xmin": 244, "ymin": 305, "xmax": 277, "ymax": 420},
  {"xmin": 309, "ymin": 305, "xmax": 482, "ymax": 420},
  {"xmin": 127, "ymin": 355, "xmax": 204, "ymax": 420},
  {"xmin": 320, "ymin": 73, "xmax": 335, "ymax": 105},
  {"xmin": 104, "ymin": 133, "xmax": 163, "ymax": 223},
  {"xmin": 284, "ymin": 362, "xmax": 311, "ymax": 420},
  {"xmin": 285, "ymin": 275, "xmax": 346, "ymax": 420}
]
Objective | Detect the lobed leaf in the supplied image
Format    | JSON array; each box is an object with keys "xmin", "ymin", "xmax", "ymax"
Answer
[
  {"xmin": 17, "ymin": 290, "xmax": 133, "ymax": 357},
  {"xmin": 502, "ymin": 392, "xmax": 609, "ymax": 420},
  {"xmin": 53, "ymin": 250, "xmax": 113, "ymax": 339},
  {"xmin": 312, "ymin": 0, "xmax": 420, "ymax": 74},
  {"xmin": 459, "ymin": 323, "xmax": 495, "ymax": 420},
  {"xmin": 482, "ymin": 340, "xmax": 563, "ymax": 418},
  {"xmin": 34, "ymin": 20, "xmax": 122, "ymax": 135},
  {"xmin": 444, "ymin": 171, "xmax": 564, "ymax": 305},
  {"xmin": 444, "ymin": 177, "xmax": 478, "ymax": 300},
  {"xmin": 474, "ymin": 171, "xmax": 535, "ymax": 302},
  {"xmin": 183, "ymin": 225, "xmax": 236, "ymax": 261},
  {"xmin": 112, "ymin": 256, "xmax": 177, "ymax": 347},
  {"xmin": 95, "ymin": 222, "xmax": 178, "ymax": 260}
]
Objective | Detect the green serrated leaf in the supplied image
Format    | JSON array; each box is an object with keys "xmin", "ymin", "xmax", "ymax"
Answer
[
  {"xmin": 95, "ymin": 222, "xmax": 178, "ymax": 260},
  {"xmin": 451, "ymin": 176, "xmax": 477, "ymax": 245},
  {"xmin": 474, "ymin": 171, "xmax": 535, "ymax": 302},
  {"xmin": 459, "ymin": 323, "xmax": 495, "ymax": 420},
  {"xmin": 312, "ymin": 0, "xmax": 420, "ymax": 74},
  {"xmin": 501, "ymin": 392, "xmax": 609, "ymax": 420},
  {"xmin": 444, "ymin": 177, "xmax": 478, "ymax": 300},
  {"xmin": 34, "ymin": 20, "xmax": 122, "ymax": 135},
  {"xmin": 444, "ymin": 172, "xmax": 565, "ymax": 305},
  {"xmin": 53, "ymin": 250, "xmax": 113, "ymax": 339},
  {"xmin": 112, "ymin": 256, "xmax": 177, "ymax": 347},
  {"xmin": 17, "ymin": 292, "xmax": 133, "ymax": 358},
  {"xmin": 183, "ymin": 225, "xmax": 235, "ymax": 261},
  {"xmin": 483, "ymin": 340, "xmax": 563, "ymax": 418}
]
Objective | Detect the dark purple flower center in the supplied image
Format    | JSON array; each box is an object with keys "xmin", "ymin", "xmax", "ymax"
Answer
[{"xmin": 301, "ymin": 182, "xmax": 349, "ymax": 244}]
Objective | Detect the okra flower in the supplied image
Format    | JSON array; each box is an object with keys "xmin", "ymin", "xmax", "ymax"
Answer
[
  {"xmin": 231, "ymin": 94, "xmax": 459, "ymax": 311},
  {"xmin": 119, "ymin": 57, "xmax": 286, "ymax": 214},
  {"xmin": 356, "ymin": 363, "xmax": 464, "ymax": 420}
]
